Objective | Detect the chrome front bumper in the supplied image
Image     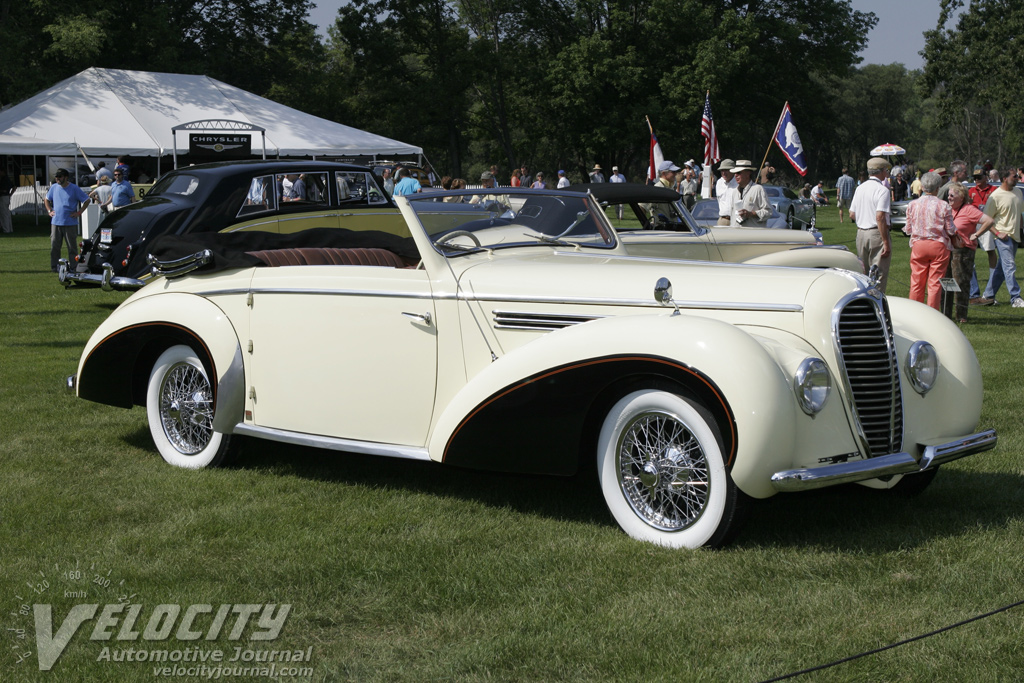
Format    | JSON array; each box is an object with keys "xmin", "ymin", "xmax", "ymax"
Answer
[
  {"xmin": 770, "ymin": 429, "xmax": 997, "ymax": 492},
  {"xmin": 58, "ymin": 260, "xmax": 146, "ymax": 291}
]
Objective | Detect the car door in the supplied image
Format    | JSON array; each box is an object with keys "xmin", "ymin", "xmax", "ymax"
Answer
[
  {"xmin": 246, "ymin": 264, "xmax": 438, "ymax": 447},
  {"xmin": 334, "ymin": 171, "xmax": 407, "ymax": 236}
]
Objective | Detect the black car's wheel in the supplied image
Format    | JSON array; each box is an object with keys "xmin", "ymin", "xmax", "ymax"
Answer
[
  {"xmin": 786, "ymin": 208, "xmax": 795, "ymax": 229},
  {"xmin": 146, "ymin": 345, "xmax": 231, "ymax": 469},
  {"xmin": 597, "ymin": 390, "xmax": 747, "ymax": 548}
]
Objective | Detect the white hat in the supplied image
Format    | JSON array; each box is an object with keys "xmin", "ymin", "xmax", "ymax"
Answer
[
  {"xmin": 612, "ymin": 166, "xmax": 619, "ymax": 171},
  {"xmin": 658, "ymin": 160, "xmax": 681, "ymax": 173}
]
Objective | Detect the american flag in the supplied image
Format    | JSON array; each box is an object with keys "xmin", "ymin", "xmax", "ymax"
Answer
[{"xmin": 701, "ymin": 93, "xmax": 720, "ymax": 166}]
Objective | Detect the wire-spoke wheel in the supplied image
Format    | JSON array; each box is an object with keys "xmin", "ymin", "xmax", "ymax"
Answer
[
  {"xmin": 146, "ymin": 345, "xmax": 230, "ymax": 469},
  {"xmin": 597, "ymin": 390, "xmax": 745, "ymax": 548}
]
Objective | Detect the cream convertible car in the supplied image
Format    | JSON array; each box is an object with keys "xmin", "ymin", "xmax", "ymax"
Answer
[{"xmin": 68, "ymin": 188, "xmax": 996, "ymax": 548}]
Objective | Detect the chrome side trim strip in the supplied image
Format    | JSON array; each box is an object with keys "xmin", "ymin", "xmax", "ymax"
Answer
[
  {"xmin": 231, "ymin": 423, "xmax": 431, "ymax": 461},
  {"xmin": 771, "ymin": 429, "xmax": 997, "ymax": 492},
  {"xmin": 212, "ymin": 287, "xmax": 802, "ymax": 312},
  {"xmin": 471, "ymin": 293, "xmax": 803, "ymax": 312},
  {"xmin": 246, "ymin": 288, "xmax": 436, "ymax": 299}
]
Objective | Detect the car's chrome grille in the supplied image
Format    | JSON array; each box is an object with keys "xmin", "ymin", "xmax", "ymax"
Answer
[
  {"xmin": 835, "ymin": 298, "xmax": 903, "ymax": 456},
  {"xmin": 492, "ymin": 310, "xmax": 601, "ymax": 331}
]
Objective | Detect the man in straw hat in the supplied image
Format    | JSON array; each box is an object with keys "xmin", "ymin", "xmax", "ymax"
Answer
[
  {"xmin": 715, "ymin": 159, "xmax": 737, "ymax": 225},
  {"xmin": 849, "ymin": 157, "xmax": 893, "ymax": 292},
  {"xmin": 728, "ymin": 160, "xmax": 771, "ymax": 228}
]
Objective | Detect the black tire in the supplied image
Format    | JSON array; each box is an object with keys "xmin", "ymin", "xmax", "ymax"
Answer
[
  {"xmin": 596, "ymin": 390, "xmax": 748, "ymax": 548},
  {"xmin": 786, "ymin": 208, "xmax": 795, "ymax": 229}
]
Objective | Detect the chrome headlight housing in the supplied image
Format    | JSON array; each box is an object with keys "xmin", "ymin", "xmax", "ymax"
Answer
[
  {"xmin": 794, "ymin": 358, "xmax": 831, "ymax": 415},
  {"xmin": 907, "ymin": 341, "xmax": 938, "ymax": 394}
]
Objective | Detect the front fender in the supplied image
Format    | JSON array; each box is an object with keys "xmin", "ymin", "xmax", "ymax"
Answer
[
  {"xmin": 743, "ymin": 247, "xmax": 862, "ymax": 271},
  {"xmin": 886, "ymin": 296, "xmax": 984, "ymax": 451},
  {"xmin": 428, "ymin": 313, "xmax": 798, "ymax": 496},
  {"xmin": 76, "ymin": 292, "xmax": 245, "ymax": 434}
]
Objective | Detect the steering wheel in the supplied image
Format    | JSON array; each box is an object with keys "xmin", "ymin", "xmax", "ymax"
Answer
[{"xmin": 435, "ymin": 230, "xmax": 482, "ymax": 247}]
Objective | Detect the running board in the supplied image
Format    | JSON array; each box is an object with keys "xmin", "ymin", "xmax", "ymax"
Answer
[{"xmin": 231, "ymin": 423, "xmax": 430, "ymax": 461}]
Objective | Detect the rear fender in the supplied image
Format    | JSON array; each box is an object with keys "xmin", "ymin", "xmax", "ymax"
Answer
[
  {"xmin": 77, "ymin": 293, "xmax": 245, "ymax": 434},
  {"xmin": 429, "ymin": 313, "xmax": 797, "ymax": 493}
]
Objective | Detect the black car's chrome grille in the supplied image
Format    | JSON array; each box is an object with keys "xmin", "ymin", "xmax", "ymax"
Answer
[{"xmin": 835, "ymin": 298, "xmax": 903, "ymax": 456}]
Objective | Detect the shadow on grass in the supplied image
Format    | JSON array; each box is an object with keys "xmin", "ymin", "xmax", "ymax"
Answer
[
  {"xmin": 735, "ymin": 469, "xmax": 1024, "ymax": 552},
  {"xmin": 120, "ymin": 425, "xmax": 1024, "ymax": 550},
  {"xmin": 128, "ymin": 430, "xmax": 612, "ymax": 528}
]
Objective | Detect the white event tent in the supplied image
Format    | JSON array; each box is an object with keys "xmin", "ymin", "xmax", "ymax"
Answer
[{"xmin": 0, "ymin": 67, "xmax": 422, "ymax": 166}]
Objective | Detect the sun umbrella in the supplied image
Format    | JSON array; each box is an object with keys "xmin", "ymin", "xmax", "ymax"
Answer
[{"xmin": 870, "ymin": 143, "xmax": 906, "ymax": 156}]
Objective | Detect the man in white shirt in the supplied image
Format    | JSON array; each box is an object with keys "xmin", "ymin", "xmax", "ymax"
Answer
[
  {"xmin": 715, "ymin": 159, "xmax": 737, "ymax": 225},
  {"xmin": 556, "ymin": 170, "xmax": 570, "ymax": 189},
  {"xmin": 728, "ymin": 160, "xmax": 771, "ymax": 228},
  {"xmin": 849, "ymin": 157, "xmax": 893, "ymax": 292},
  {"xmin": 608, "ymin": 166, "xmax": 626, "ymax": 218}
]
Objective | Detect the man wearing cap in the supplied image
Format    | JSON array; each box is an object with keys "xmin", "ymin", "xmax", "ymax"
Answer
[
  {"xmin": 836, "ymin": 167, "xmax": 855, "ymax": 223},
  {"xmin": 44, "ymin": 168, "xmax": 90, "ymax": 272},
  {"xmin": 556, "ymin": 170, "xmax": 570, "ymax": 189},
  {"xmin": 810, "ymin": 180, "xmax": 828, "ymax": 206},
  {"xmin": 938, "ymin": 160, "xmax": 968, "ymax": 201},
  {"xmin": 470, "ymin": 171, "xmax": 510, "ymax": 210},
  {"xmin": 589, "ymin": 164, "xmax": 605, "ymax": 183},
  {"xmin": 715, "ymin": 160, "xmax": 737, "ymax": 226},
  {"xmin": 728, "ymin": 160, "xmax": 771, "ymax": 228},
  {"xmin": 645, "ymin": 161, "xmax": 680, "ymax": 224},
  {"xmin": 978, "ymin": 168, "xmax": 1024, "ymax": 307},
  {"xmin": 609, "ymin": 166, "xmax": 625, "ymax": 184},
  {"xmin": 848, "ymin": 157, "xmax": 893, "ymax": 292}
]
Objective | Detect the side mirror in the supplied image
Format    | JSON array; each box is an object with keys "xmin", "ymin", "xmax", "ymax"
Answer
[
  {"xmin": 654, "ymin": 277, "xmax": 672, "ymax": 303},
  {"xmin": 654, "ymin": 277, "xmax": 680, "ymax": 316}
]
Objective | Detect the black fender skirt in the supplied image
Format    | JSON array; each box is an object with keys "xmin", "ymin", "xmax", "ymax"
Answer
[{"xmin": 441, "ymin": 354, "xmax": 736, "ymax": 476}]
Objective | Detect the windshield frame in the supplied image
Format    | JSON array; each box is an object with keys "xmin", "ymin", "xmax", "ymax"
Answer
[{"xmin": 406, "ymin": 188, "xmax": 620, "ymax": 258}]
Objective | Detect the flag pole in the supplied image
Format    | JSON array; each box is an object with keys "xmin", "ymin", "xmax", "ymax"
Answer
[
  {"xmin": 701, "ymin": 91, "xmax": 713, "ymax": 199},
  {"xmin": 760, "ymin": 101, "xmax": 788, "ymax": 177}
]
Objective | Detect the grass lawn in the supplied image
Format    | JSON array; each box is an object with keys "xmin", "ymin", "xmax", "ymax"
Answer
[{"xmin": 2, "ymin": 209, "xmax": 1023, "ymax": 682}]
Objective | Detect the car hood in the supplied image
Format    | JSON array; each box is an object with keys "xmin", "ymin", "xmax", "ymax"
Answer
[{"xmin": 455, "ymin": 249, "xmax": 850, "ymax": 313}]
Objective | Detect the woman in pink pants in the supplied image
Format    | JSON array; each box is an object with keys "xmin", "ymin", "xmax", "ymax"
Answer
[{"xmin": 904, "ymin": 172, "xmax": 956, "ymax": 310}]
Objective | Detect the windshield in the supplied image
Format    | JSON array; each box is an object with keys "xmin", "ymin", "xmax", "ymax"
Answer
[
  {"xmin": 148, "ymin": 173, "xmax": 201, "ymax": 197},
  {"xmin": 407, "ymin": 189, "xmax": 616, "ymax": 255}
]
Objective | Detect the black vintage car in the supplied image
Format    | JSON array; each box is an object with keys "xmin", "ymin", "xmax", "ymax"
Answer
[{"xmin": 58, "ymin": 160, "xmax": 398, "ymax": 290}]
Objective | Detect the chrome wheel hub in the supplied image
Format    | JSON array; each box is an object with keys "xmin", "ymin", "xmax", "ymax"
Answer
[
  {"xmin": 159, "ymin": 362, "xmax": 214, "ymax": 455},
  {"xmin": 617, "ymin": 411, "xmax": 710, "ymax": 531}
]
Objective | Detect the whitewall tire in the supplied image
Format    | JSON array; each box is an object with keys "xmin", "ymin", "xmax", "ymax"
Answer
[
  {"xmin": 597, "ymin": 390, "xmax": 744, "ymax": 548},
  {"xmin": 146, "ymin": 345, "xmax": 230, "ymax": 469}
]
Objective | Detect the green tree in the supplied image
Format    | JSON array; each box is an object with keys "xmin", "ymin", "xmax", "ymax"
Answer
[{"xmin": 921, "ymin": 0, "xmax": 1024, "ymax": 165}]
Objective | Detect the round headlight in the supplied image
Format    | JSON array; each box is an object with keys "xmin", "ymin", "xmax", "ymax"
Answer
[
  {"xmin": 794, "ymin": 358, "xmax": 831, "ymax": 415},
  {"xmin": 907, "ymin": 341, "xmax": 938, "ymax": 394}
]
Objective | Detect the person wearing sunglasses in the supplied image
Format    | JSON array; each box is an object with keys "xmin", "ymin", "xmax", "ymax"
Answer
[
  {"xmin": 44, "ymin": 168, "xmax": 90, "ymax": 271},
  {"xmin": 110, "ymin": 169, "xmax": 135, "ymax": 209}
]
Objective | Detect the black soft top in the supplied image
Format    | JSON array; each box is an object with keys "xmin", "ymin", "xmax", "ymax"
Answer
[
  {"xmin": 564, "ymin": 182, "xmax": 681, "ymax": 203},
  {"xmin": 146, "ymin": 228, "xmax": 420, "ymax": 275}
]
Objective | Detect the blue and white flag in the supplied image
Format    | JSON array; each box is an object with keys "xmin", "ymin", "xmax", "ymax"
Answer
[{"xmin": 773, "ymin": 103, "xmax": 807, "ymax": 176}]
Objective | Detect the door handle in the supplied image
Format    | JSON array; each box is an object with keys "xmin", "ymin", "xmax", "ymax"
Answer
[{"xmin": 402, "ymin": 312, "xmax": 432, "ymax": 325}]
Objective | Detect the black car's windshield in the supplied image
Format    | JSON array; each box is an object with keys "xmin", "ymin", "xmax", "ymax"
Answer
[
  {"xmin": 407, "ymin": 190, "xmax": 616, "ymax": 255},
  {"xmin": 148, "ymin": 173, "xmax": 201, "ymax": 198}
]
